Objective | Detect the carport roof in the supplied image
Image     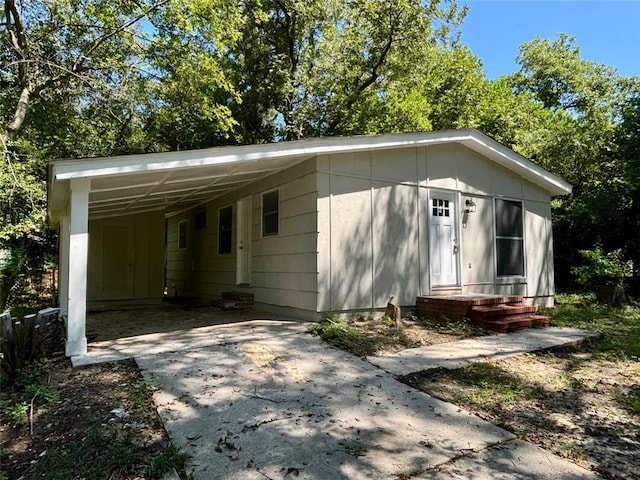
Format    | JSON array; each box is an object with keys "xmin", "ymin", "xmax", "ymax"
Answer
[{"xmin": 48, "ymin": 128, "xmax": 572, "ymax": 225}]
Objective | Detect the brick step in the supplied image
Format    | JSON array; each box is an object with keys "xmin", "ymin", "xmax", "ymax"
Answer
[
  {"xmin": 470, "ymin": 312, "xmax": 537, "ymax": 326},
  {"xmin": 529, "ymin": 314, "xmax": 551, "ymax": 328},
  {"xmin": 212, "ymin": 291, "xmax": 254, "ymax": 310},
  {"xmin": 470, "ymin": 303, "xmax": 536, "ymax": 320},
  {"xmin": 480, "ymin": 317, "xmax": 534, "ymax": 333},
  {"xmin": 477, "ymin": 314, "xmax": 551, "ymax": 333}
]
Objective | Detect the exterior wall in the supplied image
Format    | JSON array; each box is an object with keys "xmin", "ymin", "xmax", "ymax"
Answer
[
  {"xmin": 87, "ymin": 211, "xmax": 164, "ymax": 304},
  {"xmin": 318, "ymin": 143, "xmax": 556, "ymax": 312},
  {"xmin": 165, "ymin": 158, "xmax": 318, "ymax": 312}
]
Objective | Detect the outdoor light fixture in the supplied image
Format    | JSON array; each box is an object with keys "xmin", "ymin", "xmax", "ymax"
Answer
[{"xmin": 464, "ymin": 199, "xmax": 477, "ymax": 214}]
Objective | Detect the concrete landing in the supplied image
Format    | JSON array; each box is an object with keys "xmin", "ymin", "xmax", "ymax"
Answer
[{"xmin": 368, "ymin": 327, "xmax": 599, "ymax": 376}]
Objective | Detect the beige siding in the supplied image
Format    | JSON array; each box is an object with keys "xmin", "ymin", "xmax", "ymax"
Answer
[
  {"xmin": 87, "ymin": 211, "xmax": 164, "ymax": 303},
  {"xmin": 165, "ymin": 158, "xmax": 319, "ymax": 311},
  {"xmin": 460, "ymin": 195, "xmax": 495, "ymax": 285},
  {"xmin": 317, "ymin": 143, "xmax": 557, "ymax": 312}
]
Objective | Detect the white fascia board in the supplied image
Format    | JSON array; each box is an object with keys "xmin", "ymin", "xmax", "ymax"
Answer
[
  {"xmin": 50, "ymin": 131, "xmax": 469, "ymax": 181},
  {"xmin": 463, "ymin": 133, "xmax": 572, "ymax": 196},
  {"xmin": 50, "ymin": 128, "xmax": 572, "ymax": 196}
]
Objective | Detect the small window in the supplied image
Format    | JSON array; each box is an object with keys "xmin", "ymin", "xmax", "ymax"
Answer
[
  {"xmin": 432, "ymin": 198, "xmax": 450, "ymax": 217},
  {"xmin": 218, "ymin": 205, "xmax": 233, "ymax": 254},
  {"xmin": 195, "ymin": 209, "xmax": 207, "ymax": 230},
  {"xmin": 495, "ymin": 199, "xmax": 524, "ymax": 277},
  {"xmin": 262, "ymin": 190, "xmax": 279, "ymax": 236},
  {"xmin": 178, "ymin": 220, "xmax": 188, "ymax": 249}
]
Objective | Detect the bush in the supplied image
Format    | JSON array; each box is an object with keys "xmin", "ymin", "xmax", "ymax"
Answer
[{"xmin": 571, "ymin": 248, "xmax": 633, "ymax": 305}]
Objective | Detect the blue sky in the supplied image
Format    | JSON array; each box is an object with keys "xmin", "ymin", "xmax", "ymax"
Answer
[{"xmin": 460, "ymin": 0, "xmax": 640, "ymax": 78}]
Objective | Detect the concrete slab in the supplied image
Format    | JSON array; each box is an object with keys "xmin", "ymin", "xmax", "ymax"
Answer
[
  {"xmin": 368, "ymin": 327, "xmax": 599, "ymax": 376},
  {"xmin": 425, "ymin": 439, "xmax": 597, "ymax": 479},
  {"xmin": 71, "ymin": 320, "xmax": 307, "ymax": 367},
  {"xmin": 130, "ymin": 324, "xmax": 595, "ymax": 480}
]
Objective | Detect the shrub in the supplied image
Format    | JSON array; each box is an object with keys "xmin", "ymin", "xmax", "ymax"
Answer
[{"xmin": 572, "ymin": 248, "xmax": 633, "ymax": 305}]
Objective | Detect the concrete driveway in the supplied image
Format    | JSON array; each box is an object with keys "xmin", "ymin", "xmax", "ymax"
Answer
[{"xmin": 77, "ymin": 320, "xmax": 596, "ymax": 479}]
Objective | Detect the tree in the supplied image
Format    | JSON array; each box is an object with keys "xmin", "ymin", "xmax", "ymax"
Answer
[
  {"xmin": 0, "ymin": 0, "xmax": 171, "ymax": 309},
  {"xmin": 507, "ymin": 34, "xmax": 635, "ymax": 288}
]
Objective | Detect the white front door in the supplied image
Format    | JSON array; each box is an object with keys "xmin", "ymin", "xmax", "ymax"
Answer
[
  {"xmin": 429, "ymin": 191, "xmax": 459, "ymax": 287},
  {"xmin": 236, "ymin": 196, "xmax": 252, "ymax": 285}
]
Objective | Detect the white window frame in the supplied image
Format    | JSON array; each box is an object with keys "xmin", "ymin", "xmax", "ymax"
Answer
[
  {"xmin": 493, "ymin": 197, "xmax": 526, "ymax": 279},
  {"xmin": 261, "ymin": 189, "xmax": 280, "ymax": 237}
]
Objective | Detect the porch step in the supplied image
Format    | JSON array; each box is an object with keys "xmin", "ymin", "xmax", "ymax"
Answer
[
  {"xmin": 212, "ymin": 291, "xmax": 254, "ymax": 310},
  {"xmin": 475, "ymin": 314, "xmax": 551, "ymax": 333},
  {"xmin": 415, "ymin": 294, "xmax": 549, "ymax": 333},
  {"xmin": 415, "ymin": 295, "xmax": 524, "ymax": 321},
  {"xmin": 470, "ymin": 304, "xmax": 537, "ymax": 320}
]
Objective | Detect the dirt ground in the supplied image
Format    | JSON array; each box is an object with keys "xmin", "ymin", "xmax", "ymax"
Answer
[
  {"xmin": 0, "ymin": 357, "xmax": 174, "ymax": 480},
  {"xmin": 401, "ymin": 340, "xmax": 640, "ymax": 480},
  {"xmin": 3, "ymin": 307, "xmax": 637, "ymax": 479}
]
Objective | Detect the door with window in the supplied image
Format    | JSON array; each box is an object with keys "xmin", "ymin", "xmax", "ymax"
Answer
[{"xmin": 429, "ymin": 191, "xmax": 459, "ymax": 287}]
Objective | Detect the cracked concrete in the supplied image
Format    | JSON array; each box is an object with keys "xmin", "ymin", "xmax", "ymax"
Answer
[{"xmin": 75, "ymin": 320, "xmax": 599, "ymax": 479}]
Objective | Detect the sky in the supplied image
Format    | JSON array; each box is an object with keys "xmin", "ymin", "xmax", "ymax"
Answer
[{"xmin": 459, "ymin": 0, "xmax": 640, "ymax": 78}]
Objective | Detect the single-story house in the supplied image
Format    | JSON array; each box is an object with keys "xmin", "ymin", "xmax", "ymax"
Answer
[{"xmin": 48, "ymin": 129, "xmax": 571, "ymax": 356}]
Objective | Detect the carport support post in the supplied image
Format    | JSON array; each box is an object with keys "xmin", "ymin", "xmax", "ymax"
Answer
[{"xmin": 65, "ymin": 178, "xmax": 90, "ymax": 357}]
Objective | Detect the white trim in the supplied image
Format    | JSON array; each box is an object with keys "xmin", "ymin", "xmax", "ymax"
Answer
[
  {"xmin": 51, "ymin": 129, "xmax": 572, "ymax": 191},
  {"xmin": 427, "ymin": 188, "xmax": 462, "ymax": 290}
]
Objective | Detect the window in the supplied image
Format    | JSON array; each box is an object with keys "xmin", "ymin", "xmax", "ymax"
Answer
[
  {"xmin": 178, "ymin": 220, "xmax": 188, "ymax": 249},
  {"xmin": 195, "ymin": 208, "xmax": 207, "ymax": 230},
  {"xmin": 495, "ymin": 198, "xmax": 524, "ymax": 277},
  {"xmin": 432, "ymin": 198, "xmax": 450, "ymax": 217},
  {"xmin": 218, "ymin": 205, "xmax": 233, "ymax": 254},
  {"xmin": 262, "ymin": 190, "xmax": 279, "ymax": 236}
]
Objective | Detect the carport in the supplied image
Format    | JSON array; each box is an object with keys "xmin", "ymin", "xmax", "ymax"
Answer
[{"xmin": 48, "ymin": 141, "xmax": 321, "ymax": 356}]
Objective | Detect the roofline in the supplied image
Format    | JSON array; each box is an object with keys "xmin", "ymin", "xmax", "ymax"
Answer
[{"xmin": 49, "ymin": 129, "xmax": 572, "ymax": 196}]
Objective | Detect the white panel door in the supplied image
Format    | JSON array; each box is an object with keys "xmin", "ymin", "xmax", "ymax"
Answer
[
  {"xmin": 429, "ymin": 191, "xmax": 459, "ymax": 287},
  {"xmin": 236, "ymin": 196, "xmax": 252, "ymax": 285}
]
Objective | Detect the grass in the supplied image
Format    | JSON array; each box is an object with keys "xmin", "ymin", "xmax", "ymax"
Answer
[
  {"xmin": 27, "ymin": 427, "xmax": 189, "ymax": 480},
  {"xmin": 308, "ymin": 311, "xmax": 486, "ymax": 357},
  {"xmin": 402, "ymin": 292, "xmax": 640, "ymax": 477},
  {"xmin": 548, "ymin": 292, "xmax": 640, "ymax": 360}
]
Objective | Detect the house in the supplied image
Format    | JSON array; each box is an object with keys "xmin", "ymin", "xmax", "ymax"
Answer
[{"xmin": 48, "ymin": 129, "xmax": 572, "ymax": 356}]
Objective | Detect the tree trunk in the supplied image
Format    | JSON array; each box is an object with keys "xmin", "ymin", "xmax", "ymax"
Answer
[{"xmin": 2, "ymin": 86, "xmax": 32, "ymax": 146}]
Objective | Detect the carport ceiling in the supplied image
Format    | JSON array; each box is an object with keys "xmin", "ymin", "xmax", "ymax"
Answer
[{"xmin": 49, "ymin": 149, "xmax": 315, "ymax": 223}]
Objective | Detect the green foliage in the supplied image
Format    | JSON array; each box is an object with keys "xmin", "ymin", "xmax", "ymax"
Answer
[
  {"xmin": 617, "ymin": 387, "xmax": 640, "ymax": 417},
  {"xmin": 551, "ymin": 293, "xmax": 640, "ymax": 360},
  {"xmin": 26, "ymin": 427, "xmax": 190, "ymax": 480},
  {"xmin": 572, "ymin": 248, "xmax": 633, "ymax": 286},
  {"xmin": 143, "ymin": 442, "xmax": 190, "ymax": 477}
]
